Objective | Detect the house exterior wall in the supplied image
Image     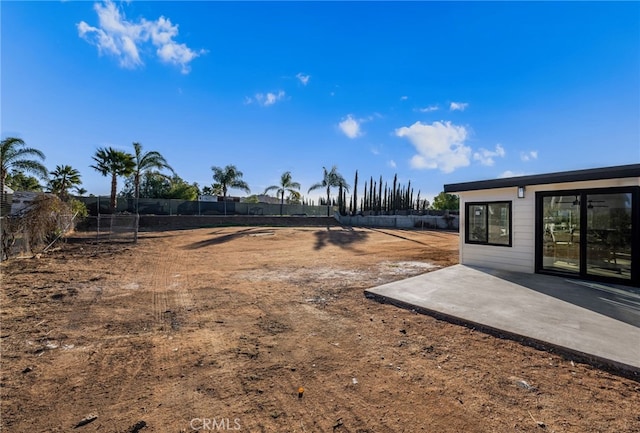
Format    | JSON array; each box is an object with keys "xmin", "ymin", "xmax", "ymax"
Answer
[{"xmin": 458, "ymin": 177, "xmax": 640, "ymax": 273}]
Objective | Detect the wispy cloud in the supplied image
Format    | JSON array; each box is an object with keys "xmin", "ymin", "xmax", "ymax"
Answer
[
  {"xmin": 246, "ymin": 91, "xmax": 286, "ymax": 107},
  {"xmin": 296, "ymin": 73, "xmax": 310, "ymax": 86},
  {"xmin": 417, "ymin": 105, "xmax": 439, "ymax": 113},
  {"xmin": 338, "ymin": 114, "xmax": 362, "ymax": 139},
  {"xmin": 395, "ymin": 120, "xmax": 471, "ymax": 173},
  {"xmin": 473, "ymin": 144, "xmax": 506, "ymax": 166},
  {"xmin": 449, "ymin": 102, "xmax": 469, "ymax": 112},
  {"xmin": 77, "ymin": 0, "xmax": 205, "ymax": 74},
  {"xmin": 499, "ymin": 170, "xmax": 527, "ymax": 178},
  {"xmin": 388, "ymin": 160, "xmax": 397, "ymax": 168},
  {"xmin": 520, "ymin": 150, "xmax": 538, "ymax": 161},
  {"xmin": 400, "ymin": 96, "xmax": 408, "ymax": 101}
]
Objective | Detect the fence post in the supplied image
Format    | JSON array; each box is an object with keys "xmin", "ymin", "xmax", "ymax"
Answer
[{"xmin": 134, "ymin": 213, "xmax": 139, "ymax": 243}]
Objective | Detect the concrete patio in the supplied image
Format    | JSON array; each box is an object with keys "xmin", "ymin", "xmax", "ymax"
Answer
[{"xmin": 365, "ymin": 264, "xmax": 640, "ymax": 376}]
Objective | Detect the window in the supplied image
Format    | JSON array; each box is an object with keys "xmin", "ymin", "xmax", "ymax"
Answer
[{"xmin": 466, "ymin": 201, "xmax": 512, "ymax": 246}]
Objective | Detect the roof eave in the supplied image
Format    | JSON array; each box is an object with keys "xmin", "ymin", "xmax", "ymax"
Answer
[{"xmin": 444, "ymin": 164, "xmax": 640, "ymax": 193}]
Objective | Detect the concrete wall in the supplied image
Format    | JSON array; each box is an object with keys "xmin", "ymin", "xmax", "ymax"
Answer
[
  {"xmin": 458, "ymin": 177, "xmax": 640, "ymax": 274},
  {"xmin": 337, "ymin": 213, "xmax": 459, "ymax": 230},
  {"xmin": 138, "ymin": 215, "xmax": 339, "ymax": 230}
]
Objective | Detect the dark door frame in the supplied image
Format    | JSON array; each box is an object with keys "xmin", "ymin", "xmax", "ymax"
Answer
[{"xmin": 534, "ymin": 186, "xmax": 640, "ymax": 287}]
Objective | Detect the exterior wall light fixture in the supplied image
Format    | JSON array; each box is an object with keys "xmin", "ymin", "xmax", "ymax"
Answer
[{"xmin": 517, "ymin": 186, "xmax": 526, "ymax": 199}]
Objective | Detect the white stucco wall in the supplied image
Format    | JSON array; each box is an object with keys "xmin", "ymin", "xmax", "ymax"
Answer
[{"xmin": 457, "ymin": 177, "xmax": 640, "ymax": 273}]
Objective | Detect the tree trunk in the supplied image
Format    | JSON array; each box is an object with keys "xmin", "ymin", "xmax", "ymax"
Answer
[
  {"xmin": 280, "ymin": 191, "xmax": 284, "ymax": 216},
  {"xmin": 110, "ymin": 172, "xmax": 118, "ymax": 212},
  {"xmin": 326, "ymin": 185, "xmax": 330, "ymax": 217},
  {"xmin": 0, "ymin": 171, "xmax": 7, "ymax": 216},
  {"xmin": 134, "ymin": 173, "xmax": 140, "ymax": 214}
]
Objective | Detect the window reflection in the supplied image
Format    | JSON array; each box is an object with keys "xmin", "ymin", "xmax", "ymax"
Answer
[
  {"xmin": 542, "ymin": 195, "xmax": 580, "ymax": 274},
  {"xmin": 586, "ymin": 193, "xmax": 632, "ymax": 280}
]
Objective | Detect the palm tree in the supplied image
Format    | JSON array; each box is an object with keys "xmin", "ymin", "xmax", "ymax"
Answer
[
  {"xmin": 6, "ymin": 171, "xmax": 43, "ymax": 192},
  {"xmin": 264, "ymin": 171, "xmax": 301, "ymax": 216},
  {"xmin": 48, "ymin": 165, "xmax": 82, "ymax": 201},
  {"xmin": 211, "ymin": 165, "xmax": 250, "ymax": 215},
  {"xmin": 131, "ymin": 142, "xmax": 174, "ymax": 201},
  {"xmin": 211, "ymin": 165, "xmax": 250, "ymax": 198},
  {"xmin": 1, "ymin": 137, "xmax": 47, "ymax": 209},
  {"xmin": 287, "ymin": 190, "xmax": 302, "ymax": 204},
  {"xmin": 308, "ymin": 166, "xmax": 349, "ymax": 217},
  {"xmin": 91, "ymin": 147, "xmax": 135, "ymax": 212},
  {"xmin": 201, "ymin": 184, "xmax": 224, "ymax": 196}
]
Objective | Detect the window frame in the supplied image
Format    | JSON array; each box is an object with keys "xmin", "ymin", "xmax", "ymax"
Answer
[{"xmin": 465, "ymin": 201, "xmax": 513, "ymax": 247}]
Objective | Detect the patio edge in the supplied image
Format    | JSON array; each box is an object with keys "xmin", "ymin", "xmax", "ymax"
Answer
[{"xmin": 364, "ymin": 290, "xmax": 640, "ymax": 382}]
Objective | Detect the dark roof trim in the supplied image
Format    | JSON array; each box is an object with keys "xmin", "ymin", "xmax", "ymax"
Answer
[{"xmin": 444, "ymin": 164, "xmax": 640, "ymax": 193}]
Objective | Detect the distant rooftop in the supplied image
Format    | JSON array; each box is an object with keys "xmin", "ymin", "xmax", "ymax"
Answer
[{"xmin": 444, "ymin": 164, "xmax": 640, "ymax": 193}]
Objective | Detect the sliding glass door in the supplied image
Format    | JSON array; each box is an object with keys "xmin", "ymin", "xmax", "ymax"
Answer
[
  {"xmin": 541, "ymin": 195, "xmax": 581, "ymax": 275},
  {"xmin": 537, "ymin": 187, "xmax": 638, "ymax": 286},
  {"xmin": 585, "ymin": 192, "xmax": 633, "ymax": 281}
]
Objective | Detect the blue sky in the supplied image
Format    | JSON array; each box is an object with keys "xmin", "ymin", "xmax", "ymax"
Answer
[{"xmin": 2, "ymin": 1, "xmax": 639, "ymax": 203}]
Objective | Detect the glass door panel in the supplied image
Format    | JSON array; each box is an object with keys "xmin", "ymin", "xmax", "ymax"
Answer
[
  {"xmin": 586, "ymin": 193, "xmax": 633, "ymax": 280},
  {"xmin": 541, "ymin": 195, "xmax": 580, "ymax": 274}
]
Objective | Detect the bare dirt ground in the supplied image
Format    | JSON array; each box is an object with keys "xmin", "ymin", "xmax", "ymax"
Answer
[{"xmin": 1, "ymin": 226, "xmax": 639, "ymax": 433}]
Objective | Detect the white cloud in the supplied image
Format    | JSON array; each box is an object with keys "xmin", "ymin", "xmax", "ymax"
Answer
[
  {"xmin": 339, "ymin": 114, "xmax": 362, "ymax": 139},
  {"xmin": 252, "ymin": 91, "xmax": 286, "ymax": 107},
  {"xmin": 388, "ymin": 160, "xmax": 397, "ymax": 168},
  {"xmin": 417, "ymin": 105, "xmax": 439, "ymax": 113},
  {"xmin": 499, "ymin": 170, "xmax": 527, "ymax": 178},
  {"xmin": 520, "ymin": 150, "xmax": 538, "ymax": 161},
  {"xmin": 395, "ymin": 120, "xmax": 471, "ymax": 173},
  {"xmin": 473, "ymin": 143, "xmax": 506, "ymax": 166},
  {"xmin": 400, "ymin": 96, "xmax": 408, "ymax": 101},
  {"xmin": 77, "ymin": 0, "xmax": 205, "ymax": 73},
  {"xmin": 296, "ymin": 73, "xmax": 310, "ymax": 86},
  {"xmin": 449, "ymin": 102, "xmax": 469, "ymax": 111}
]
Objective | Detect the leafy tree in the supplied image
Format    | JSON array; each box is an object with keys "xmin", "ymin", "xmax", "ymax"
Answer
[
  {"xmin": 5, "ymin": 171, "xmax": 43, "ymax": 192},
  {"xmin": 164, "ymin": 176, "xmax": 199, "ymax": 200},
  {"xmin": 48, "ymin": 165, "xmax": 82, "ymax": 201},
  {"xmin": 121, "ymin": 171, "xmax": 170, "ymax": 199},
  {"xmin": 431, "ymin": 192, "xmax": 459, "ymax": 211},
  {"xmin": 91, "ymin": 147, "xmax": 135, "ymax": 212},
  {"xmin": 121, "ymin": 172, "xmax": 198, "ymax": 200},
  {"xmin": 1, "ymin": 137, "xmax": 47, "ymax": 207},
  {"xmin": 69, "ymin": 198, "xmax": 89, "ymax": 218},
  {"xmin": 243, "ymin": 194, "xmax": 260, "ymax": 204},
  {"xmin": 264, "ymin": 171, "xmax": 301, "ymax": 215},
  {"xmin": 308, "ymin": 165, "xmax": 349, "ymax": 217},
  {"xmin": 131, "ymin": 142, "xmax": 174, "ymax": 201}
]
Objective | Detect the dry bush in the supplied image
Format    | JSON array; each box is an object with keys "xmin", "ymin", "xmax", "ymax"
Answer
[{"xmin": 1, "ymin": 194, "xmax": 75, "ymax": 260}]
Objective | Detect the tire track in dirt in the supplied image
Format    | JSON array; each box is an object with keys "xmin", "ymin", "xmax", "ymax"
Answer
[{"xmin": 143, "ymin": 240, "xmax": 205, "ymax": 424}]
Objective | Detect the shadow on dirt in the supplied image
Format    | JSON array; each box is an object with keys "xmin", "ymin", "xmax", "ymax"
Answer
[
  {"xmin": 367, "ymin": 228, "xmax": 434, "ymax": 246},
  {"xmin": 183, "ymin": 228, "xmax": 274, "ymax": 249},
  {"xmin": 313, "ymin": 227, "xmax": 369, "ymax": 251}
]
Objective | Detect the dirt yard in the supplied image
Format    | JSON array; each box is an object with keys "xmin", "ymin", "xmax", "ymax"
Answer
[{"xmin": 1, "ymin": 226, "xmax": 638, "ymax": 432}]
